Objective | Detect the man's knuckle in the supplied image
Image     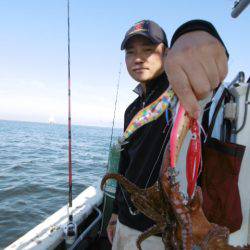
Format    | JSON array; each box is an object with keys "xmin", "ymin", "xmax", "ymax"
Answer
[
  {"xmin": 197, "ymin": 88, "xmax": 210, "ymax": 99},
  {"xmin": 169, "ymin": 48, "xmax": 189, "ymax": 61},
  {"xmin": 212, "ymin": 80, "xmax": 220, "ymax": 89},
  {"xmin": 211, "ymin": 39, "xmax": 219, "ymax": 47},
  {"xmin": 209, "ymin": 74, "xmax": 219, "ymax": 88},
  {"xmin": 194, "ymin": 83, "xmax": 210, "ymax": 97},
  {"xmin": 180, "ymin": 45, "xmax": 195, "ymax": 58},
  {"xmin": 198, "ymin": 43, "xmax": 209, "ymax": 54},
  {"xmin": 208, "ymin": 39, "xmax": 219, "ymax": 49}
]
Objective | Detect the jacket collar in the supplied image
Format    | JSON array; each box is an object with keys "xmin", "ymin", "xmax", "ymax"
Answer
[
  {"xmin": 133, "ymin": 84, "xmax": 144, "ymax": 97},
  {"xmin": 133, "ymin": 73, "xmax": 168, "ymax": 97}
]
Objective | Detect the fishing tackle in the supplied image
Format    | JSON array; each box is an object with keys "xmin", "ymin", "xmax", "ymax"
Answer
[
  {"xmin": 64, "ymin": 214, "xmax": 77, "ymax": 248},
  {"xmin": 170, "ymin": 103, "xmax": 202, "ymax": 198}
]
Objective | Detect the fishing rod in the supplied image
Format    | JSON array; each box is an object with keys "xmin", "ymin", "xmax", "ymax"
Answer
[
  {"xmin": 67, "ymin": 0, "xmax": 72, "ymax": 212},
  {"xmin": 63, "ymin": 0, "xmax": 77, "ymax": 248},
  {"xmin": 231, "ymin": 0, "xmax": 250, "ymax": 17}
]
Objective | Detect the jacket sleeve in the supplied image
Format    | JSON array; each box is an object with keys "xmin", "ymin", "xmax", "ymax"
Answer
[
  {"xmin": 112, "ymin": 112, "xmax": 130, "ymax": 214},
  {"xmin": 170, "ymin": 19, "xmax": 229, "ymax": 58}
]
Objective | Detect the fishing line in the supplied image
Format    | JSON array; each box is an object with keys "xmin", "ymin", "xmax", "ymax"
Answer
[
  {"xmin": 145, "ymin": 116, "xmax": 173, "ymax": 188},
  {"xmin": 99, "ymin": 62, "xmax": 122, "ymax": 236},
  {"xmin": 107, "ymin": 62, "xmax": 122, "ymax": 166},
  {"xmin": 120, "ymin": 115, "xmax": 173, "ymax": 215}
]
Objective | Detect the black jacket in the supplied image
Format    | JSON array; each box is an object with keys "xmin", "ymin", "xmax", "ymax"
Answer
[{"xmin": 112, "ymin": 20, "xmax": 228, "ymax": 232}]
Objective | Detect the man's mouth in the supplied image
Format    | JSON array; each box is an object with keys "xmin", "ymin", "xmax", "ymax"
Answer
[{"xmin": 133, "ymin": 67, "xmax": 148, "ymax": 73}]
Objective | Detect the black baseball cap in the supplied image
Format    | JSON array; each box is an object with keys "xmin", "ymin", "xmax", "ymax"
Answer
[{"xmin": 121, "ymin": 20, "xmax": 168, "ymax": 50}]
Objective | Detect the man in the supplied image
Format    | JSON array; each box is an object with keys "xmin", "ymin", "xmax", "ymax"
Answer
[{"xmin": 108, "ymin": 20, "xmax": 228, "ymax": 249}]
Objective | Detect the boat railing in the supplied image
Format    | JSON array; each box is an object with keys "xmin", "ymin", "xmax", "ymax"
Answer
[{"xmin": 69, "ymin": 206, "xmax": 102, "ymax": 250}]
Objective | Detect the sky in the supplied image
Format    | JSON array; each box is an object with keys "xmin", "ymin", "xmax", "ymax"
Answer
[{"xmin": 0, "ymin": 0, "xmax": 249, "ymax": 128}]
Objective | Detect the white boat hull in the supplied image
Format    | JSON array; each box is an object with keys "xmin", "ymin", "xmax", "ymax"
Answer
[{"xmin": 5, "ymin": 184, "xmax": 103, "ymax": 250}]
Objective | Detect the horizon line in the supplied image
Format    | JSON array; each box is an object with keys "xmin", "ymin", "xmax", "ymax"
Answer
[{"xmin": 0, "ymin": 118, "xmax": 123, "ymax": 130}]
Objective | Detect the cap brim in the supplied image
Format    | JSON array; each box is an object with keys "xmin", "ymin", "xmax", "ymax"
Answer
[{"xmin": 121, "ymin": 32, "xmax": 158, "ymax": 50}]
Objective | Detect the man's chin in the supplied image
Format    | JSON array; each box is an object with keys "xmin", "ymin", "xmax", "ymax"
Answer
[{"xmin": 133, "ymin": 75, "xmax": 152, "ymax": 83}]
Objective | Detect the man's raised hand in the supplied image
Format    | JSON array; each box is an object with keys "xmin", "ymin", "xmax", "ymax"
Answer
[{"xmin": 164, "ymin": 31, "xmax": 228, "ymax": 118}]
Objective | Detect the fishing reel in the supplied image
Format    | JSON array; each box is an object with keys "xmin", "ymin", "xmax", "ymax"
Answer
[{"xmin": 63, "ymin": 214, "xmax": 77, "ymax": 249}]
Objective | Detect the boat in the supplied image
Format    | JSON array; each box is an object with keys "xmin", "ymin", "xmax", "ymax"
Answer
[
  {"xmin": 49, "ymin": 116, "xmax": 56, "ymax": 125},
  {"xmin": 5, "ymin": 1, "xmax": 250, "ymax": 249}
]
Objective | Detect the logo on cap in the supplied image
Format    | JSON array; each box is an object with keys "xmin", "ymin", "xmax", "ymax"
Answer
[
  {"xmin": 135, "ymin": 22, "xmax": 143, "ymax": 31},
  {"xmin": 128, "ymin": 21, "xmax": 148, "ymax": 35}
]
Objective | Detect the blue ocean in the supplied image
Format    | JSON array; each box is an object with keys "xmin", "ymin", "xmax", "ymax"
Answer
[{"xmin": 0, "ymin": 120, "xmax": 121, "ymax": 248}]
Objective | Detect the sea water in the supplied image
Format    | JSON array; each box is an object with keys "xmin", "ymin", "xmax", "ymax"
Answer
[{"xmin": 0, "ymin": 120, "xmax": 121, "ymax": 248}]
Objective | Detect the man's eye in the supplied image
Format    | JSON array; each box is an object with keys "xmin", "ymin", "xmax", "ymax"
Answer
[
  {"xmin": 144, "ymin": 48, "xmax": 153, "ymax": 52},
  {"xmin": 126, "ymin": 51, "xmax": 133, "ymax": 55}
]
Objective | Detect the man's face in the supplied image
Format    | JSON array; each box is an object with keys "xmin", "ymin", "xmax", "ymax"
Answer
[{"xmin": 125, "ymin": 36, "xmax": 165, "ymax": 83}]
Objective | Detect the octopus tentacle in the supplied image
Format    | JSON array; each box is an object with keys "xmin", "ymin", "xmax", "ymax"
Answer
[
  {"xmin": 101, "ymin": 173, "xmax": 140, "ymax": 194},
  {"xmin": 136, "ymin": 224, "xmax": 163, "ymax": 250},
  {"xmin": 165, "ymin": 180, "xmax": 194, "ymax": 249},
  {"xmin": 162, "ymin": 225, "xmax": 178, "ymax": 250},
  {"xmin": 199, "ymin": 223, "xmax": 229, "ymax": 249},
  {"xmin": 101, "ymin": 173, "xmax": 179, "ymax": 248}
]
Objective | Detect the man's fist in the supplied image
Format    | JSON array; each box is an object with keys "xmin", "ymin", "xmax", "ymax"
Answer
[{"xmin": 164, "ymin": 31, "xmax": 228, "ymax": 118}]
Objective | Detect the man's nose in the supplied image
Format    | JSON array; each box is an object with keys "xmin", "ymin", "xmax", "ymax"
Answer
[{"xmin": 134, "ymin": 53, "xmax": 144, "ymax": 64}]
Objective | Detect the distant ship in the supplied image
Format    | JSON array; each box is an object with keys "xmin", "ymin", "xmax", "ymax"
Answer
[{"xmin": 48, "ymin": 116, "xmax": 56, "ymax": 124}]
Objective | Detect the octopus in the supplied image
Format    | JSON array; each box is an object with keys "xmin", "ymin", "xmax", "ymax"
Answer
[{"xmin": 101, "ymin": 103, "xmax": 250, "ymax": 250}]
